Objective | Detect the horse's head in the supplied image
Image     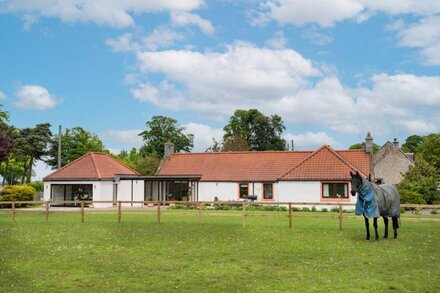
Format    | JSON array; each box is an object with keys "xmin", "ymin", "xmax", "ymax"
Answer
[{"xmin": 350, "ymin": 171, "xmax": 363, "ymax": 196}]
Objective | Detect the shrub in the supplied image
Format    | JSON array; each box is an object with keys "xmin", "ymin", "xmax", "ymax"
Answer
[
  {"xmin": 330, "ymin": 207, "xmax": 339, "ymax": 213},
  {"xmin": 399, "ymin": 189, "xmax": 426, "ymax": 204},
  {"xmin": 290, "ymin": 207, "xmax": 300, "ymax": 212},
  {"xmin": 301, "ymin": 207, "xmax": 310, "ymax": 212},
  {"xmin": 311, "ymin": 206, "xmax": 317, "ymax": 212},
  {"xmin": 27, "ymin": 181, "xmax": 44, "ymax": 192},
  {"xmin": 431, "ymin": 210, "xmax": 438, "ymax": 215},
  {"xmin": 321, "ymin": 208, "xmax": 328, "ymax": 213},
  {"xmin": 0, "ymin": 185, "xmax": 36, "ymax": 207}
]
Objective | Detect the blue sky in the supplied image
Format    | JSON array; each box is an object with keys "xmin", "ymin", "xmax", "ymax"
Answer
[{"xmin": 0, "ymin": 0, "xmax": 439, "ymax": 179}]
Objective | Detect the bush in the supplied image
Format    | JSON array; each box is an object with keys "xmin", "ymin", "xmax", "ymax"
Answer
[
  {"xmin": 290, "ymin": 207, "xmax": 300, "ymax": 212},
  {"xmin": 399, "ymin": 189, "xmax": 426, "ymax": 204},
  {"xmin": 431, "ymin": 210, "xmax": 438, "ymax": 215},
  {"xmin": 0, "ymin": 185, "xmax": 36, "ymax": 207},
  {"xmin": 321, "ymin": 208, "xmax": 328, "ymax": 213},
  {"xmin": 330, "ymin": 207, "xmax": 339, "ymax": 213},
  {"xmin": 311, "ymin": 206, "xmax": 317, "ymax": 212},
  {"xmin": 27, "ymin": 181, "xmax": 44, "ymax": 192},
  {"xmin": 301, "ymin": 207, "xmax": 310, "ymax": 212}
]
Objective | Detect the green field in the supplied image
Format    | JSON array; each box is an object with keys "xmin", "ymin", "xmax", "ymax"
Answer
[{"xmin": 1, "ymin": 210, "xmax": 439, "ymax": 292}]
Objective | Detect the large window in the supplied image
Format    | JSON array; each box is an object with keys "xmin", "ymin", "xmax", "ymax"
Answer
[
  {"xmin": 166, "ymin": 181, "xmax": 189, "ymax": 201},
  {"xmin": 322, "ymin": 183, "xmax": 348, "ymax": 198},
  {"xmin": 239, "ymin": 183, "xmax": 248, "ymax": 199},
  {"xmin": 263, "ymin": 184, "xmax": 273, "ymax": 200}
]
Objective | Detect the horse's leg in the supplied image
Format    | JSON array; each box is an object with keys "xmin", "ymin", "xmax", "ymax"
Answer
[
  {"xmin": 383, "ymin": 216, "xmax": 389, "ymax": 239},
  {"xmin": 364, "ymin": 216, "xmax": 370, "ymax": 240},
  {"xmin": 373, "ymin": 217, "xmax": 379, "ymax": 241},
  {"xmin": 392, "ymin": 217, "xmax": 399, "ymax": 239}
]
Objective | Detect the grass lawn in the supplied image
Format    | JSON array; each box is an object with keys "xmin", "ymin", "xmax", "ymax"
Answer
[{"xmin": 0, "ymin": 210, "xmax": 439, "ymax": 292}]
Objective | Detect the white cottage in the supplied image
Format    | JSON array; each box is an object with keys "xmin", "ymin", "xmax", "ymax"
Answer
[
  {"xmin": 43, "ymin": 143, "xmax": 371, "ymax": 208},
  {"xmin": 153, "ymin": 144, "xmax": 370, "ymax": 205},
  {"xmin": 43, "ymin": 152, "xmax": 142, "ymax": 208}
]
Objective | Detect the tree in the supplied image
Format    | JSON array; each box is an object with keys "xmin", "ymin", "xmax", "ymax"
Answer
[
  {"xmin": 401, "ymin": 135, "xmax": 424, "ymax": 153},
  {"xmin": 117, "ymin": 148, "xmax": 160, "ymax": 175},
  {"xmin": 223, "ymin": 109, "xmax": 286, "ymax": 151},
  {"xmin": 14, "ymin": 123, "xmax": 52, "ymax": 183},
  {"xmin": 0, "ymin": 104, "xmax": 14, "ymax": 164},
  {"xmin": 416, "ymin": 134, "xmax": 440, "ymax": 171},
  {"xmin": 46, "ymin": 127, "xmax": 106, "ymax": 169},
  {"xmin": 349, "ymin": 143, "xmax": 380, "ymax": 153},
  {"xmin": 139, "ymin": 116, "xmax": 194, "ymax": 158},
  {"xmin": 397, "ymin": 158, "xmax": 440, "ymax": 204}
]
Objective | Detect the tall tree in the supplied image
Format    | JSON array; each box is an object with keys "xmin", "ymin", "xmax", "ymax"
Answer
[
  {"xmin": 223, "ymin": 109, "xmax": 286, "ymax": 151},
  {"xmin": 416, "ymin": 134, "xmax": 440, "ymax": 171},
  {"xmin": 349, "ymin": 143, "xmax": 380, "ymax": 153},
  {"xmin": 401, "ymin": 135, "xmax": 424, "ymax": 153},
  {"xmin": 46, "ymin": 127, "xmax": 106, "ymax": 169},
  {"xmin": 14, "ymin": 123, "xmax": 52, "ymax": 183},
  {"xmin": 139, "ymin": 116, "xmax": 194, "ymax": 158},
  {"xmin": 117, "ymin": 148, "xmax": 161, "ymax": 175},
  {"xmin": 398, "ymin": 158, "xmax": 440, "ymax": 204},
  {"xmin": 0, "ymin": 105, "xmax": 14, "ymax": 163}
]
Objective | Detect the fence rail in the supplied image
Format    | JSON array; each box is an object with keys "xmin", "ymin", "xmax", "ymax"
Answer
[{"xmin": 1, "ymin": 200, "xmax": 439, "ymax": 229}]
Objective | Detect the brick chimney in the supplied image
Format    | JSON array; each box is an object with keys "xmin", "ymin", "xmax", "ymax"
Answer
[{"xmin": 164, "ymin": 140, "xmax": 174, "ymax": 159}]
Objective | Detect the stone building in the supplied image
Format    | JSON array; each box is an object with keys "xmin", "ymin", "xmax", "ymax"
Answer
[{"xmin": 373, "ymin": 138, "xmax": 414, "ymax": 184}]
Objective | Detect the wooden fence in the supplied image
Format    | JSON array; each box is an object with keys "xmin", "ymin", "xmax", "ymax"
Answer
[{"xmin": 1, "ymin": 200, "xmax": 439, "ymax": 229}]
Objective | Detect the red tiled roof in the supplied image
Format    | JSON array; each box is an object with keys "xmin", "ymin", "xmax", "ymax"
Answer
[
  {"xmin": 44, "ymin": 152, "xmax": 139, "ymax": 181},
  {"xmin": 157, "ymin": 147, "xmax": 370, "ymax": 181},
  {"xmin": 280, "ymin": 146, "xmax": 369, "ymax": 180}
]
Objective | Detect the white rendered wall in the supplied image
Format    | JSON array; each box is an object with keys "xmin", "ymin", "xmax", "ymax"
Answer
[
  {"xmin": 43, "ymin": 181, "xmax": 116, "ymax": 208},
  {"xmin": 116, "ymin": 180, "xmax": 144, "ymax": 207},
  {"xmin": 198, "ymin": 182, "xmax": 239, "ymax": 201},
  {"xmin": 278, "ymin": 181, "xmax": 356, "ymax": 210}
]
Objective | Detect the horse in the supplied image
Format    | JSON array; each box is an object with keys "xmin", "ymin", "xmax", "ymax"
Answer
[{"xmin": 350, "ymin": 171, "xmax": 400, "ymax": 240}]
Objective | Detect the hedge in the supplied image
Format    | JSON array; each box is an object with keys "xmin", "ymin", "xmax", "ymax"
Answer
[{"xmin": 0, "ymin": 185, "xmax": 36, "ymax": 207}]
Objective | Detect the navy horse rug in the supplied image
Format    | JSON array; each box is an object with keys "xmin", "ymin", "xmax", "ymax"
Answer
[{"xmin": 350, "ymin": 171, "xmax": 400, "ymax": 240}]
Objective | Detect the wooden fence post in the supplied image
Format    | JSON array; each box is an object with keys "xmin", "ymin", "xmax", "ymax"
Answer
[
  {"xmin": 45, "ymin": 201, "xmax": 49, "ymax": 224},
  {"xmin": 118, "ymin": 201, "xmax": 122, "ymax": 223},
  {"xmin": 80, "ymin": 201, "xmax": 85, "ymax": 223},
  {"xmin": 12, "ymin": 201, "xmax": 16, "ymax": 222},
  {"xmin": 242, "ymin": 201, "xmax": 246, "ymax": 227},
  {"xmin": 288, "ymin": 202, "xmax": 292, "ymax": 229},
  {"xmin": 338, "ymin": 203, "xmax": 343, "ymax": 230},
  {"xmin": 198, "ymin": 202, "xmax": 203, "ymax": 224},
  {"xmin": 157, "ymin": 201, "xmax": 161, "ymax": 224}
]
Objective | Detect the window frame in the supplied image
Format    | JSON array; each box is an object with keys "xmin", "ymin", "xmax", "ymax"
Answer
[
  {"xmin": 238, "ymin": 183, "xmax": 249, "ymax": 199},
  {"xmin": 321, "ymin": 181, "xmax": 350, "ymax": 202},
  {"xmin": 262, "ymin": 183, "xmax": 274, "ymax": 200}
]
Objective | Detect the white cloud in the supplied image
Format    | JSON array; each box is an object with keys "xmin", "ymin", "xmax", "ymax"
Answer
[
  {"xmin": 100, "ymin": 129, "xmax": 144, "ymax": 150},
  {"xmin": 171, "ymin": 11, "xmax": 215, "ymax": 35},
  {"xmin": 106, "ymin": 33, "xmax": 135, "ymax": 52},
  {"xmin": 257, "ymin": 0, "xmax": 440, "ymax": 28},
  {"xmin": 15, "ymin": 85, "xmax": 57, "ymax": 110},
  {"xmin": 301, "ymin": 27, "xmax": 333, "ymax": 46},
  {"xmin": 397, "ymin": 16, "xmax": 440, "ymax": 65},
  {"xmin": 135, "ymin": 42, "xmax": 320, "ymax": 117},
  {"xmin": 183, "ymin": 123, "xmax": 223, "ymax": 152},
  {"xmin": 2, "ymin": 0, "xmax": 205, "ymax": 28},
  {"xmin": 131, "ymin": 42, "xmax": 439, "ymax": 136},
  {"xmin": 0, "ymin": 91, "xmax": 7, "ymax": 99},
  {"xmin": 106, "ymin": 27, "xmax": 184, "ymax": 53},
  {"xmin": 262, "ymin": 0, "xmax": 364, "ymax": 27},
  {"xmin": 284, "ymin": 132, "xmax": 339, "ymax": 150},
  {"xmin": 265, "ymin": 31, "xmax": 287, "ymax": 49}
]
